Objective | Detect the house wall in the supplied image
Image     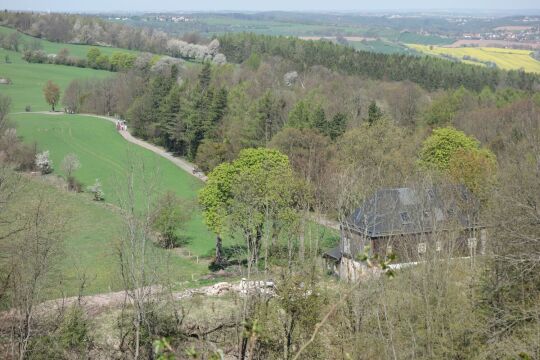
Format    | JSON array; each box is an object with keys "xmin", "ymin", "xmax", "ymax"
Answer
[
  {"xmin": 338, "ymin": 256, "xmax": 380, "ymax": 282},
  {"xmin": 372, "ymin": 228, "xmax": 488, "ymax": 263},
  {"xmin": 336, "ymin": 227, "xmax": 488, "ymax": 281},
  {"xmin": 340, "ymin": 227, "xmax": 366, "ymax": 259}
]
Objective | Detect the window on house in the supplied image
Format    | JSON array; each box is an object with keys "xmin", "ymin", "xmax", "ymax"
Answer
[
  {"xmin": 400, "ymin": 212, "xmax": 411, "ymax": 224},
  {"xmin": 386, "ymin": 244, "xmax": 393, "ymax": 254},
  {"xmin": 417, "ymin": 242, "xmax": 427, "ymax": 254},
  {"xmin": 468, "ymin": 237, "xmax": 477, "ymax": 249},
  {"xmin": 435, "ymin": 241, "xmax": 442, "ymax": 252}
]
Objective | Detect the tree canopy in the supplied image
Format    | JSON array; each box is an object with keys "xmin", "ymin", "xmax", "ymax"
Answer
[{"xmin": 199, "ymin": 148, "xmax": 300, "ymax": 264}]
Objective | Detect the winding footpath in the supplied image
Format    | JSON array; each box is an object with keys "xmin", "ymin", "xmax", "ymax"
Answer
[
  {"xmin": 15, "ymin": 111, "xmax": 339, "ymax": 227},
  {"xmin": 87, "ymin": 113, "xmax": 208, "ymax": 181},
  {"xmin": 2, "ymin": 111, "xmax": 340, "ymax": 312},
  {"xmin": 13, "ymin": 111, "xmax": 207, "ymax": 181}
]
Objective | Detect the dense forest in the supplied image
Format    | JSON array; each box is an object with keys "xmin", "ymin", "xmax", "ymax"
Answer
[{"xmin": 218, "ymin": 32, "xmax": 540, "ymax": 91}]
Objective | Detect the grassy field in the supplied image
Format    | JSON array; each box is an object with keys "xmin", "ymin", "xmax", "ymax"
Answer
[
  {"xmin": 12, "ymin": 113, "xmax": 218, "ymax": 256},
  {"xmin": 408, "ymin": 44, "xmax": 540, "ymax": 73},
  {"xmin": 11, "ymin": 113, "xmax": 339, "ymax": 294},
  {"xmin": 10, "ymin": 174, "xmax": 209, "ymax": 297},
  {"xmin": 0, "ymin": 48, "xmax": 113, "ymax": 112},
  {"xmin": 349, "ymin": 40, "xmax": 415, "ymax": 55},
  {"xmin": 396, "ymin": 32, "xmax": 454, "ymax": 46},
  {"xmin": 0, "ymin": 25, "xmax": 139, "ymax": 58}
]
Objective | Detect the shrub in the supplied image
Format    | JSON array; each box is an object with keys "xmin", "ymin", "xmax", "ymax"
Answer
[
  {"xmin": 35, "ymin": 150, "xmax": 53, "ymax": 174},
  {"xmin": 58, "ymin": 306, "xmax": 92, "ymax": 352},
  {"xmin": 87, "ymin": 178, "xmax": 104, "ymax": 201},
  {"xmin": 67, "ymin": 176, "xmax": 83, "ymax": 192},
  {"xmin": 25, "ymin": 105, "xmax": 31, "ymax": 112}
]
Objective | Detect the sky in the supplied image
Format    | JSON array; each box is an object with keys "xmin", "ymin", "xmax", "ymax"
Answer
[{"xmin": 4, "ymin": 0, "xmax": 540, "ymax": 13}]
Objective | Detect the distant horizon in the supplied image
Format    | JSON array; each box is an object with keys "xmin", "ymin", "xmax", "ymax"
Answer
[
  {"xmin": 3, "ymin": 0, "xmax": 540, "ymax": 14},
  {"xmin": 6, "ymin": 9, "xmax": 540, "ymax": 14}
]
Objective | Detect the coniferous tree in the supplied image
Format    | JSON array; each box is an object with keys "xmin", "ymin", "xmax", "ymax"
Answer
[{"xmin": 367, "ymin": 100, "xmax": 383, "ymax": 125}]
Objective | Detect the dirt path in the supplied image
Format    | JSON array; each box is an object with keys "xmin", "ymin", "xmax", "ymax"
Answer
[
  {"xmin": 15, "ymin": 111, "xmax": 340, "ymax": 229},
  {"xmin": 84, "ymin": 113, "xmax": 208, "ymax": 181},
  {"xmin": 5, "ymin": 111, "xmax": 341, "ymax": 309},
  {"xmin": 0, "ymin": 282, "xmax": 240, "ymax": 322},
  {"xmin": 13, "ymin": 111, "xmax": 207, "ymax": 181}
]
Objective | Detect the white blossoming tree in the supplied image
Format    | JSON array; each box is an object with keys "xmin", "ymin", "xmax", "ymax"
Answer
[{"xmin": 35, "ymin": 150, "xmax": 53, "ymax": 174}]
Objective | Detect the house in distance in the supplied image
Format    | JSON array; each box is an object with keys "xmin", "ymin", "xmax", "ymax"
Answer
[{"xmin": 324, "ymin": 186, "xmax": 487, "ymax": 281}]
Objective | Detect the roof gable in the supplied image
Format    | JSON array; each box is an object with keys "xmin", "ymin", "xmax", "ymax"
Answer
[{"xmin": 345, "ymin": 186, "xmax": 479, "ymax": 238}]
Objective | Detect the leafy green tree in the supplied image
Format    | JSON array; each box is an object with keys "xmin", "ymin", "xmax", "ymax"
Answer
[
  {"xmin": 95, "ymin": 54, "xmax": 110, "ymax": 70},
  {"xmin": 151, "ymin": 191, "xmax": 191, "ymax": 248},
  {"xmin": 43, "ymin": 80, "xmax": 60, "ymax": 111},
  {"xmin": 86, "ymin": 47, "xmax": 101, "ymax": 67},
  {"xmin": 448, "ymin": 148, "xmax": 497, "ymax": 201},
  {"xmin": 199, "ymin": 148, "xmax": 300, "ymax": 268},
  {"xmin": 110, "ymin": 52, "xmax": 137, "ymax": 71},
  {"xmin": 423, "ymin": 88, "xmax": 470, "ymax": 125},
  {"xmin": 419, "ymin": 127, "xmax": 480, "ymax": 171},
  {"xmin": 245, "ymin": 52, "xmax": 262, "ymax": 70},
  {"xmin": 420, "ymin": 127, "xmax": 497, "ymax": 199}
]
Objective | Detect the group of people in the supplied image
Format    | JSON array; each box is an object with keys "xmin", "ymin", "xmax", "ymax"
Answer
[{"xmin": 116, "ymin": 120, "xmax": 128, "ymax": 131}]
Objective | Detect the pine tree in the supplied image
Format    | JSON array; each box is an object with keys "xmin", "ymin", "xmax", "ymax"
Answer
[
  {"xmin": 328, "ymin": 112, "xmax": 347, "ymax": 140},
  {"xmin": 367, "ymin": 100, "xmax": 383, "ymax": 125},
  {"xmin": 310, "ymin": 106, "xmax": 327, "ymax": 135}
]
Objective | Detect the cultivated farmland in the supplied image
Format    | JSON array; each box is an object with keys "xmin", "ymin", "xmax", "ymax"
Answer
[{"xmin": 408, "ymin": 44, "xmax": 540, "ymax": 73}]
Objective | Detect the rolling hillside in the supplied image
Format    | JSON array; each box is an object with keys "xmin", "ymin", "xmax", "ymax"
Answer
[
  {"xmin": 12, "ymin": 112, "xmax": 219, "ymax": 257},
  {"xmin": 0, "ymin": 48, "xmax": 112, "ymax": 111},
  {"xmin": 0, "ymin": 25, "xmax": 139, "ymax": 58},
  {"xmin": 10, "ymin": 174, "xmax": 208, "ymax": 297}
]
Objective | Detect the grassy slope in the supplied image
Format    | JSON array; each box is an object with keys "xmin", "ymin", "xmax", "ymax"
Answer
[
  {"xmin": 0, "ymin": 25, "xmax": 139, "ymax": 58},
  {"xmin": 408, "ymin": 44, "xmax": 540, "ymax": 73},
  {"xmin": 11, "ymin": 175, "xmax": 208, "ymax": 297},
  {"xmin": 0, "ymin": 48, "xmax": 112, "ymax": 112},
  {"xmin": 12, "ymin": 113, "xmax": 218, "ymax": 257}
]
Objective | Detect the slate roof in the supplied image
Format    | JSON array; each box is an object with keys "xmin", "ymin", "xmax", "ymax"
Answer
[
  {"xmin": 343, "ymin": 186, "xmax": 480, "ymax": 238},
  {"xmin": 323, "ymin": 246, "xmax": 342, "ymax": 261}
]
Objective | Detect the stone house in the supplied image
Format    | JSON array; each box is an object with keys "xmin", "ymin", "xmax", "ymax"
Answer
[{"xmin": 324, "ymin": 186, "xmax": 487, "ymax": 281}]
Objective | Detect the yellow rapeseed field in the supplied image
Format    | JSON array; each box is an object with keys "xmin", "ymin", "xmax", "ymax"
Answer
[{"xmin": 408, "ymin": 44, "xmax": 540, "ymax": 73}]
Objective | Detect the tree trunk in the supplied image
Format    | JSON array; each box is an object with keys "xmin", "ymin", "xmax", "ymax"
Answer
[{"xmin": 215, "ymin": 234, "xmax": 224, "ymax": 266}]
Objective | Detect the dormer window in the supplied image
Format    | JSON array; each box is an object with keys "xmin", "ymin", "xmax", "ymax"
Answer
[{"xmin": 400, "ymin": 212, "xmax": 411, "ymax": 224}]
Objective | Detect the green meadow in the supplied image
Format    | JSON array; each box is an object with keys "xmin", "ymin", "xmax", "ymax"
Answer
[
  {"xmin": 0, "ymin": 48, "xmax": 113, "ymax": 112},
  {"xmin": 13, "ymin": 175, "xmax": 209, "ymax": 297},
  {"xmin": 12, "ymin": 113, "xmax": 218, "ymax": 255},
  {"xmin": 0, "ymin": 25, "xmax": 139, "ymax": 58}
]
